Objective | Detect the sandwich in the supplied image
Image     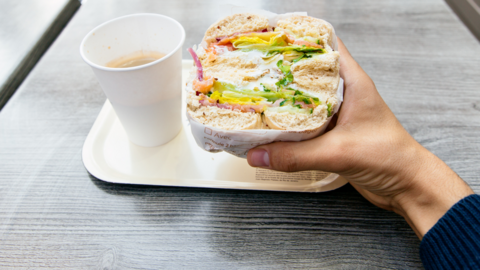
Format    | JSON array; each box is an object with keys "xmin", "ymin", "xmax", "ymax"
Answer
[{"xmin": 186, "ymin": 13, "xmax": 340, "ymax": 131}]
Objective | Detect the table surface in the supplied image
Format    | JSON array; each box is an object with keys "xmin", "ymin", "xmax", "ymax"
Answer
[
  {"xmin": 0, "ymin": 0, "xmax": 79, "ymax": 109},
  {"xmin": 1, "ymin": 0, "xmax": 479, "ymax": 269}
]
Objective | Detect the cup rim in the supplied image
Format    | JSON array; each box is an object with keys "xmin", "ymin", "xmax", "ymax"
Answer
[{"xmin": 79, "ymin": 13, "xmax": 186, "ymax": 72}]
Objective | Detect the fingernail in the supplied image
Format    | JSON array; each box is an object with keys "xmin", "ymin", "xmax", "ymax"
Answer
[{"xmin": 250, "ymin": 149, "xmax": 270, "ymax": 167}]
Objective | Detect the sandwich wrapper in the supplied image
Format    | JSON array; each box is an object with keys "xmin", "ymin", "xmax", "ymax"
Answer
[{"xmin": 186, "ymin": 8, "xmax": 343, "ymax": 159}]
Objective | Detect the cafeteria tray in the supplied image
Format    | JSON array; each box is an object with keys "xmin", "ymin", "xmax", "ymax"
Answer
[{"xmin": 82, "ymin": 60, "xmax": 348, "ymax": 192}]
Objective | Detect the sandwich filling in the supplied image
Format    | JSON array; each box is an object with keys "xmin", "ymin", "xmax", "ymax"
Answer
[{"xmin": 188, "ymin": 29, "xmax": 333, "ymax": 117}]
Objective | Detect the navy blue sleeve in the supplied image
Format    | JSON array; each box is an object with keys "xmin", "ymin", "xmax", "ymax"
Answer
[{"xmin": 420, "ymin": 194, "xmax": 480, "ymax": 269}]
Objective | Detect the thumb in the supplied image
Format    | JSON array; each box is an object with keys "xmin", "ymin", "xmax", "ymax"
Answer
[{"xmin": 246, "ymin": 131, "xmax": 344, "ymax": 173}]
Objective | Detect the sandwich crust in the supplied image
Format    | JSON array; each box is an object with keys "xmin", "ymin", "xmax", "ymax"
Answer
[
  {"xmin": 263, "ymin": 104, "xmax": 329, "ymax": 131},
  {"xmin": 276, "ymin": 16, "xmax": 335, "ymax": 51},
  {"xmin": 291, "ymin": 52, "xmax": 340, "ymax": 96},
  {"xmin": 203, "ymin": 13, "xmax": 269, "ymax": 46},
  {"xmin": 187, "ymin": 92, "xmax": 263, "ymax": 130}
]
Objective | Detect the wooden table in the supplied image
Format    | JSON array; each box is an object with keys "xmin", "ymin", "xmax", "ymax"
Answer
[
  {"xmin": 0, "ymin": 0, "xmax": 479, "ymax": 268},
  {"xmin": 0, "ymin": 0, "xmax": 79, "ymax": 110}
]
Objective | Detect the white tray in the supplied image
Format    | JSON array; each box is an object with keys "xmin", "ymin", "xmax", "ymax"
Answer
[{"xmin": 82, "ymin": 60, "xmax": 348, "ymax": 192}]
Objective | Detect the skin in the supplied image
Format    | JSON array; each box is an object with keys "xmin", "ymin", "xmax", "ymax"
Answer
[{"xmin": 247, "ymin": 38, "xmax": 474, "ymax": 239}]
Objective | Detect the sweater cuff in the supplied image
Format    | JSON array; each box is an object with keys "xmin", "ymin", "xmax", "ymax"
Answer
[{"xmin": 419, "ymin": 194, "xmax": 480, "ymax": 270}]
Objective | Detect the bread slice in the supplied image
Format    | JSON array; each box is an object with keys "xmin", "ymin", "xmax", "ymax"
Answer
[
  {"xmin": 276, "ymin": 16, "xmax": 335, "ymax": 51},
  {"xmin": 200, "ymin": 52, "xmax": 266, "ymax": 86},
  {"xmin": 203, "ymin": 13, "xmax": 269, "ymax": 47},
  {"xmin": 187, "ymin": 92, "xmax": 263, "ymax": 130},
  {"xmin": 291, "ymin": 52, "xmax": 340, "ymax": 96},
  {"xmin": 263, "ymin": 104, "xmax": 329, "ymax": 131},
  {"xmin": 189, "ymin": 106, "xmax": 263, "ymax": 130}
]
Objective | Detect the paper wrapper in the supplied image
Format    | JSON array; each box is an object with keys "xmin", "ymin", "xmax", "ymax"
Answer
[{"xmin": 187, "ymin": 8, "xmax": 343, "ymax": 158}]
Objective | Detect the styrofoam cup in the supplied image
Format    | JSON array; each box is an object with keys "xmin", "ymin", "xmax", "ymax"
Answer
[{"xmin": 80, "ymin": 14, "xmax": 185, "ymax": 147}]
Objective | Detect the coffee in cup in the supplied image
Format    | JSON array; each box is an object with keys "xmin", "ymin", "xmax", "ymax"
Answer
[{"xmin": 106, "ymin": 51, "xmax": 166, "ymax": 68}]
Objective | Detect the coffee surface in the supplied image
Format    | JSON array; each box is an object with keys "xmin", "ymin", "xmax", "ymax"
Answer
[{"xmin": 106, "ymin": 51, "xmax": 165, "ymax": 68}]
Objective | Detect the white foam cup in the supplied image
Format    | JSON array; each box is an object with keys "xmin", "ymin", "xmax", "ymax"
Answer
[{"xmin": 80, "ymin": 14, "xmax": 185, "ymax": 147}]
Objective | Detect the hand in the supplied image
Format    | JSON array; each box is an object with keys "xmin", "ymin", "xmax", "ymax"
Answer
[{"xmin": 247, "ymin": 38, "xmax": 474, "ymax": 238}]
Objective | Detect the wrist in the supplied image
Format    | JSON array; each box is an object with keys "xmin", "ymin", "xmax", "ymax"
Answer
[{"xmin": 392, "ymin": 146, "xmax": 474, "ymax": 238}]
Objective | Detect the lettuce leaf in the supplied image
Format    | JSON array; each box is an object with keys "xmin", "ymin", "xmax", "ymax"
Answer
[
  {"xmin": 276, "ymin": 60, "xmax": 294, "ymax": 87},
  {"xmin": 213, "ymin": 81, "xmax": 289, "ymax": 102},
  {"xmin": 212, "ymin": 81, "xmax": 320, "ymax": 106},
  {"xmin": 275, "ymin": 73, "xmax": 293, "ymax": 87},
  {"xmin": 231, "ymin": 32, "xmax": 288, "ymax": 52},
  {"xmin": 282, "ymin": 51, "xmax": 304, "ymax": 62},
  {"xmin": 231, "ymin": 32, "xmax": 325, "ymax": 54},
  {"xmin": 276, "ymin": 60, "xmax": 290, "ymax": 74}
]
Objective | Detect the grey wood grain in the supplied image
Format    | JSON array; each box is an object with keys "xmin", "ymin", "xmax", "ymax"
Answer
[
  {"xmin": 0, "ymin": 0, "xmax": 80, "ymax": 110},
  {"xmin": 0, "ymin": 0, "xmax": 479, "ymax": 269}
]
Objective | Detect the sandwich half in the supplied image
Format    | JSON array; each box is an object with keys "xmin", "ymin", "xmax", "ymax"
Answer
[{"xmin": 186, "ymin": 13, "xmax": 340, "ymax": 131}]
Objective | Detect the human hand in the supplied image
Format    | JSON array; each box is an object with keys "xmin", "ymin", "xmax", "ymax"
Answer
[{"xmin": 247, "ymin": 38, "xmax": 473, "ymax": 238}]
